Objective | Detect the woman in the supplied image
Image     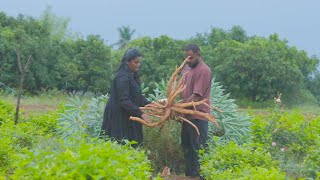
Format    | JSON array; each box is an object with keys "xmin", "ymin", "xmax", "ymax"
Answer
[{"xmin": 101, "ymin": 48, "xmax": 150, "ymax": 147}]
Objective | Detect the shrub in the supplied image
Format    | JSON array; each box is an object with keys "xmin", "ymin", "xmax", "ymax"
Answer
[
  {"xmin": 143, "ymin": 121, "xmax": 185, "ymax": 174},
  {"xmin": 251, "ymin": 109, "xmax": 320, "ymax": 178},
  {"xmin": 9, "ymin": 138, "xmax": 153, "ymax": 180},
  {"xmin": 0, "ymin": 101, "xmax": 59, "ymax": 175},
  {"xmin": 0, "ymin": 121, "xmax": 45, "ymax": 174},
  {"xmin": 302, "ymin": 136, "xmax": 320, "ymax": 179},
  {"xmin": 200, "ymin": 142, "xmax": 285, "ymax": 179},
  {"xmin": 0, "ymin": 99, "xmax": 15, "ymax": 126},
  {"xmin": 25, "ymin": 108, "xmax": 61, "ymax": 134},
  {"xmin": 253, "ymin": 110, "xmax": 320, "ymax": 153}
]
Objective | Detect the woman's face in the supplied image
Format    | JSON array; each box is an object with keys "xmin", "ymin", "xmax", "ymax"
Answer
[{"xmin": 127, "ymin": 57, "xmax": 141, "ymax": 72}]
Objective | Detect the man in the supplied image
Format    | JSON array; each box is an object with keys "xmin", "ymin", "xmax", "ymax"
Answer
[{"xmin": 181, "ymin": 44, "xmax": 212, "ymax": 178}]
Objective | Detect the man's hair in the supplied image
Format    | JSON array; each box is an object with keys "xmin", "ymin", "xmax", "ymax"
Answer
[{"xmin": 184, "ymin": 44, "xmax": 201, "ymax": 56}]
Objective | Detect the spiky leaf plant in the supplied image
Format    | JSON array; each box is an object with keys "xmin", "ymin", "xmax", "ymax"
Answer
[
  {"xmin": 57, "ymin": 95, "xmax": 108, "ymax": 139},
  {"xmin": 209, "ymin": 79, "xmax": 251, "ymax": 145},
  {"xmin": 147, "ymin": 79, "xmax": 167, "ymax": 102}
]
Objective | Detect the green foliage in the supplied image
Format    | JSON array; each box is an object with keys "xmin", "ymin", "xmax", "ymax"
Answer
[
  {"xmin": 57, "ymin": 95, "xmax": 108, "ymax": 138},
  {"xmin": 251, "ymin": 109, "xmax": 320, "ymax": 177},
  {"xmin": 9, "ymin": 138, "xmax": 153, "ymax": 179},
  {"xmin": 40, "ymin": 6, "xmax": 70, "ymax": 41},
  {"xmin": 212, "ymin": 37, "xmax": 311, "ymax": 102},
  {"xmin": 115, "ymin": 25, "xmax": 136, "ymax": 49},
  {"xmin": 146, "ymin": 79, "xmax": 167, "ymax": 101},
  {"xmin": 200, "ymin": 142, "xmax": 285, "ymax": 180},
  {"xmin": 0, "ymin": 99, "xmax": 15, "ymax": 126},
  {"xmin": 143, "ymin": 121, "xmax": 185, "ymax": 174},
  {"xmin": 307, "ymin": 71, "xmax": 320, "ymax": 104},
  {"xmin": 282, "ymin": 88, "xmax": 317, "ymax": 107},
  {"xmin": 0, "ymin": 11, "xmax": 113, "ymax": 95},
  {"xmin": 303, "ymin": 138, "xmax": 320, "ymax": 179},
  {"xmin": 0, "ymin": 121, "xmax": 46, "ymax": 174},
  {"xmin": 252, "ymin": 110, "xmax": 320, "ymax": 152},
  {"xmin": 0, "ymin": 100, "xmax": 61, "ymax": 174},
  {"xmin": 84, "ymin": 95, "xmax": 108, "ymax": 136},
  {"xmin": 56, "ymin": 35, "xmax": 113, "ymax": 95},
  {"xmin": 129, "ymin": 35, "xmax": 186, "ymax": 88},
  {"xmin": 209, "ymin": 79, "xmax": 251, "ymax": 145},
  {"xmin": 25, "ymin": 107, "xmax": 61, "ymax": 134},
  {"xmin": 236, "ymin": 98, "xmax": 274, "ymax": 109}
]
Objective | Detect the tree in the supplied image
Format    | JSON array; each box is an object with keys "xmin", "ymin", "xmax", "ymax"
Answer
[
  {"xmin": 116, "ymin": 26, "xmax": 135, "ymax": 49},
  {"xmin": 40, "ymin": 6, "xmax": 70, "ymax": 41},
  {"xmin": 14, "ymin": 48, "xmax": 31, "ymax": 124},
  {"xmin": 0, "ymin": 14, "xmax": 37, "ymax": 124},
  {"xmin": 129, "ymin": 35, "xmax": 186, "ymax": 89},
  {"xmin": 212, "ymin": 37, "xmax": 308, "ymax": 102},
  {"xmin": 307, "ymin": 71, "xmax": 320, "ymax": 104},
  {"xmin": 207, "ymin": 27, "xmax": 229, "ymax": 49},
  {"xmin": 58, "ymin": 35, "xmax": 113, "ymax": 96},
  {"xmin": 229, "ymin": 25, "xmax": 248, "ymax": 43}
]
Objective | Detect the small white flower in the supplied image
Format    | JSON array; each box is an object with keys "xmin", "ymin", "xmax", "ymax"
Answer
[{"xmin": 272, "ymin": 142, "xmax": 277, "ymax": 146}]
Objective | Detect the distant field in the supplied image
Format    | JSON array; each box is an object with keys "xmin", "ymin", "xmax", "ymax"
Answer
[
  {"xmin": 0, "ymin": 94, "xmax": 92, "ymax": 115},
  {"xmin": 2, "ymin": 94, "xmax": 319, "ymax": 116}
]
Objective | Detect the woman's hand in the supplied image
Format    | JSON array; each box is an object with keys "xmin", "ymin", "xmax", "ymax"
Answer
[
  {"xmin": 141, "ymin": 113, "xmax": 151, "ymax": 123},
  {"xmin": 158, "ymin": 98, "xmax": 167, "ymax": 105}
]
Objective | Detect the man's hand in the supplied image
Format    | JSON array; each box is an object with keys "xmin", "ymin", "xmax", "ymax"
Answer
[
  {"xmin": 186, "ymin": 93, "xmax": 202, "ymax": 103},
  {"xmin": 184, "ymin": 56, "xmax": 191, "ymax": 62}
]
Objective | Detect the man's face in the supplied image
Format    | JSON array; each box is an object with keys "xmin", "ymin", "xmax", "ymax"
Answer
[
  {"xmin": 185, "ymin": 50, "xmax": 199, "ymax": 68},
  {"xmin": 127, "ymin": 57, "xmax": 141, "ymax": 72}
]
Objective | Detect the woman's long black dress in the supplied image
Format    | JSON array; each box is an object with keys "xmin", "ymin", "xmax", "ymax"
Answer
[{"xmin": 101, "ymin": 64, "xmax": 149, "ymax": 146}]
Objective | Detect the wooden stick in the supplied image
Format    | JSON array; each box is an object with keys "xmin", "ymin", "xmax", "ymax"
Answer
[
  {"xmin": 175, "ymin": 99, "xmax": 223, "ymax": 113},
  {"xmin": 177, "ymin": 116, "xmax": 200, "ymax": 136},
  {"xmin": 167, "ymin": 58, "xmax": 189, "ymax": 96},
  {"xmin": 129, "ymin": 116, "xmax": 160, "ymax": 127},
  {"xmin": 171, "ymin": 106, "xmax": 219, "ymax": 128}
]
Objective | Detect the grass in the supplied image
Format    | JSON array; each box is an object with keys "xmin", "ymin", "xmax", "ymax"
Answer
[
  {"xmin": 291, "ymin": 104, "xmax": 320, "ymax": 115},
  {"xmin": 0, "ymin": 92, "xmax": 93, "ymax": 115}
]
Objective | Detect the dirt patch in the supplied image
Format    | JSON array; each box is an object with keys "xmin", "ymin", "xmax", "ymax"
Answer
[
  {"xmin": 21, "ymin": 104, "xmax": 56, "ymax": 111},
  {"xmin": 20, "ymin": 104, "xmax": 57, "ymax": 116}
]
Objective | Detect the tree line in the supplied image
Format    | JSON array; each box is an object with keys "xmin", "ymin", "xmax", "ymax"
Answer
[{"xmin": 0, "ymin": 9, "xmax": 319, "ymax": 104}]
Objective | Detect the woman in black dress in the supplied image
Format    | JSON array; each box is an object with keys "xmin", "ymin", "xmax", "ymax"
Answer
[{"xmin": 101, "ymin": 48, "xmax": 150, "ymax": 147}]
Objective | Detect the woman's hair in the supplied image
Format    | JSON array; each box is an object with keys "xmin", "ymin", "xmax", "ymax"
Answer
[
  {"xmin": 121, "ymin": 48, "xmax": 142, "ymax": 63},
  {"xmin": 117, "ymin": 48, "xmax": 142, "ymax": 72}
]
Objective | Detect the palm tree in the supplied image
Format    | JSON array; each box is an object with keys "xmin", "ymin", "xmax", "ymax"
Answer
[{"xmin": 116, "ymin": 26, "xmax": 135, "ymax": 49}]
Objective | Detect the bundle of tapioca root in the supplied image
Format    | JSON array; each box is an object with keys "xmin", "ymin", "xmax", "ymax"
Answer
[{"xmin": 130, "ymin": 57, "xmax": 221, "ymax": 135}]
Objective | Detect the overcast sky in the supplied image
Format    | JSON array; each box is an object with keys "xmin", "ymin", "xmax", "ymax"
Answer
[{"xmin": 1, "ymin": 0, "xmax": 319, "ymax": 57}]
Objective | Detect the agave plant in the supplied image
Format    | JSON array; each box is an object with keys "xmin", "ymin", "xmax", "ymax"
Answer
[
  {"xmin": 147, "ymin": 79, "xmax": 168, "ymax": 102},
  {"xmin": 57, "ymin": 95, "xmax": 108, "ymax": 139},
  {"xmin": 208, "ymin": 79, "xmax": 251, "ymax": 145}
]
